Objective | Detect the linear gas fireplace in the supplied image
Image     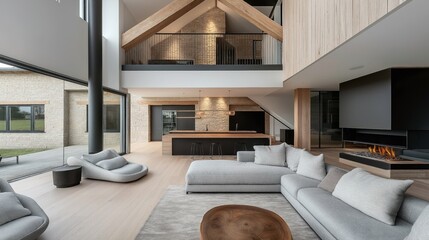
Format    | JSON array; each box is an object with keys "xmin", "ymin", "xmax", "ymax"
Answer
[{"xmin": 339, "ymin": 68, "xmax": 429, "ymax": 179}]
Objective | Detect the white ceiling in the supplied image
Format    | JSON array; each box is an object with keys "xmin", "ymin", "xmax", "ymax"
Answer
[
  {"xmin": 275, "ymin": 0, "xmax": 429, "ymax": 94},
  {"xmin": 127, "ymin": 88, "xmax": 279, "ymax": 98}
]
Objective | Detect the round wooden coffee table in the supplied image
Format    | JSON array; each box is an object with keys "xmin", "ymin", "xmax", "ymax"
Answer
[{"xmin": 200, "ymin": 205, "xmax": 292, "ymax": 240}]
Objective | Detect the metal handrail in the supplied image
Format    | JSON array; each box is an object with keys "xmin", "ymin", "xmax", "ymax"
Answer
[{"xmin": 259, "ymin": 107, "xmax": 292, "ymax": 130}]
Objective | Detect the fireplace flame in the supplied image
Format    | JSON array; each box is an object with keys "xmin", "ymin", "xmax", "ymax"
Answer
[{"xmin": 367, "ymin": 145, "xmax": 396, "ymax": 159}]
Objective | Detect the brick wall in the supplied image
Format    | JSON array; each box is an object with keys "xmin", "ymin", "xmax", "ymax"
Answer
[{"xmin": 0, "ymin": 71, "xmax": 64, "ymax": 149}]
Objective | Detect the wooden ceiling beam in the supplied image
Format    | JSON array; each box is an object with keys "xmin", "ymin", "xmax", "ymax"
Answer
[
  {"xmin": 217, "ymin": 0, "xmax": 283, "ymax": 41},
  {"xmin": 159, "ymin": 0, "xmax": 217, "ymax": 33},
  {"xmin": 122, "ymin": 0, "xmax": 205, "ymax": 49}
]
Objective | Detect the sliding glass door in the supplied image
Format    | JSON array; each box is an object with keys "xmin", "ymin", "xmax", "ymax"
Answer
[{"xmin": 311, "ymin": 91, "xmax": 342, "ymax": 148}]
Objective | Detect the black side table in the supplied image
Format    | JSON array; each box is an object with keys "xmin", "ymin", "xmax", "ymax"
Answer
[{"xmin": 53, "ymin": 165, "xmax": 82, "ymax": 188}]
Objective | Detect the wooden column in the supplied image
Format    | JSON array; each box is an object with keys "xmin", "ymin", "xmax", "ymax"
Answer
[{"xmin": 294, "ymin": 88, "xmax": 311, "ymax": 150}]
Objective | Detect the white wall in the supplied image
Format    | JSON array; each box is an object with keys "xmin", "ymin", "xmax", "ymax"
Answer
[
  {"xmin": 102, "ymin": 0, "xmax": 137, "ymax": 90},
  {"xmin": 250, "ymin": 91, "xmax": 294, "ymax": 129},
  {"xmin": 122, "ymin": 70, "xmax": 283, "ymax": 89},
  {"xmin": 0, "ymin": 0, "xmax": 88, "ymax": 81},
  {"xmin": 102, "ymin": 0, "xmax": 120, "ymax": 90}
]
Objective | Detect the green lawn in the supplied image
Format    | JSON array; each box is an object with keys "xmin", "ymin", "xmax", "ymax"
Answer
[
  {"xmin": 0, "ymin": 148, "xmax": 48, "ymax": 157},
  {"xmin": 35, "ymin": 119, "xmax": 45, "ymax": 131},
  {"xmin": 0, "ymin": 120, "xmax": 45, "ymax": 131},
  {"xmin": 10, "ymin": 119, "xmax": 31, "ymax": 131}
]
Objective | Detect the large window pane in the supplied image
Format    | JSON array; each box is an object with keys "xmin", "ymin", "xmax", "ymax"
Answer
[
  {"xmin": 105, "ymin": 105, "xmax": 120, "ymax": 132},
  {"xmin": 0, "ymin": 106, "xmax": 5, "ymax": 131},
  {"xmin": 103, "ymin": 92, "xmax": 123, "ymax": 153},
  {"xmin": 10, "ymin": 106, "xmax": 31, "ymax": 131},
  {"xmin": 34, "ymin": 105, "xmax": 45, "ymax": 131}
]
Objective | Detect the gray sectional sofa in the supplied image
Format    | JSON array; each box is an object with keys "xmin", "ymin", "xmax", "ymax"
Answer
[{"xmin": 185, "ymin": 150, "xmax": 429, "ymax": 240}]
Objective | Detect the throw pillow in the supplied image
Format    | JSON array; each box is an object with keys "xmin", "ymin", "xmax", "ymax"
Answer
[
  {"xmin": 0, "ymin": 192, "xmax": 31, "ymax": 226},
  {"xmin": 253, "ymin": 143, "xmax": 286, "ymax": 167},
  {"xmin": 286, "ymin": 145, "xmax": 305, "ymax": 172},
  {"xmin": 96, "ymin": 156, "xmax": 128, "ymax": 170},
  {"xmin": 332, "ymin": 168, "xmax": 414, "ymax": 225},
  {"xmin": 296, "ymin": 151, "xmax": 326, "ymax": 180},
  {"xmin": 318, "ymin": 167, "xmax": 348, "ymax": 192},
  {"xmin": 404, "ymin": 205, "xmax": 429, "ymax": 240},
  {"xmin": 82, "ymin": 149, "xmax": 118, "ymax": 164}
]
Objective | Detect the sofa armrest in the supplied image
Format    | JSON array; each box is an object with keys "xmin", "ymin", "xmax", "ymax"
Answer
[
  {"xmin": 0, "ymin": 178, "xmax": 15, "ymax": 193},
  {"xmin": 237, "ymin": 151, "xmax": 255, "ymax": 162}
]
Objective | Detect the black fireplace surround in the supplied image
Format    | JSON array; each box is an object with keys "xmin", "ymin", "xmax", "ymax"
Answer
[{"xmin": 339, "ymin": 68, "xmax": 429, "ymax": 162}]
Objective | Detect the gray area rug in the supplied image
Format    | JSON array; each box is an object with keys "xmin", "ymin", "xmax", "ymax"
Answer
[{"xmin": 136, "ymin": 186, "xmax": 319, "ymax": 240}]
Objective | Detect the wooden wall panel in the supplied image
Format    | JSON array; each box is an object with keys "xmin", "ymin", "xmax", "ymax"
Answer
[
  {"xmin": 283, "ymin": 0, "xmax": 409, "ymax": 80},
  {"xmin": 294, "ymin": 88, "xmax": 311, "ymax": 150}
]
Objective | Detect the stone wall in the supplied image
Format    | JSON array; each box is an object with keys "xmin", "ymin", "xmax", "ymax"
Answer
[
  {"xmin": 0, "ymin": 71, "xmax": 65, "ymax": 149},
  {"xmin": 130, "ymin": 94, "xmax": 149, "ymax": 144}
]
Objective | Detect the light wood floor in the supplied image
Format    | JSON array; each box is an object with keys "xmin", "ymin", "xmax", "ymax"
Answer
[{"xmin": 10, "ymin": 143, "xmax": 429, "ymax": 240}]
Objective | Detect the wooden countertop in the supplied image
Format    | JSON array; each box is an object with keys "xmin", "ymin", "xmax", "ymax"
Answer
[
  {"xmin": 163, "ymin": 133, "xmax": 271, "ymax": 139},
  {"xmin": 169, "ymin": 130, "xmax": 257, "ymax": 134}
]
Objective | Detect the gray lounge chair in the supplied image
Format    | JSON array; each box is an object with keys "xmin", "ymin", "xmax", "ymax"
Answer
[
  {"xmin": 67, "ymin": 149, "xmax": 148, "ymax": 183},
  {"xmin": 0, "ymin": 178, "xmax": 49, "ymax": 240}
]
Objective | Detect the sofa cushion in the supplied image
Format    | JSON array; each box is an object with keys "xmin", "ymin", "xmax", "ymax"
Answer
[
  {"xmin": 0, "ymin": 192, "xmax": 31, "ymax": 226},
  {"xmin": 82, "ymin": 149, "xmax": 118, "ymax": 164},
  {"xmin": 404, "ymin": 205, "xmax": 429, "ymax": 240},
  {"xmin": 318, "ymin": 167, "xmax": 347, "ymax": 192},
  {"xmin": 281, "ymin": 174, "xmax": 320, "ymax": 198},
  {"xmin": 332, "ymin": 168, "xmax": 413, "ymax": 225},
  {"xmin": 96, "ymin": 156, "xmax": 128, "ymax": 170},
  {"xmin": 110, "ymin": 163, "xmax": 143, "ymax": 174},
  {"xmin": 237, "ymin": 151, "xmax": 256, "ymax": 162},
  {"xmin": 298, "ymin": 188, "xmax": 412, "ymax": 240},
  {"xmin": 398, "ymin": 196, "xmax": 429, "ymax": 224},
  {"xmin": 254, "ymin": 143, "xmax": 286, "ymax": 167},
  {"xmin": 186, "ymin": 160, "xmax": 294, "ymax": 185},
  {"xmin": 0, "ymin": 216, "xmax": 45, "ymax": 240},
  {"xmin": 296, "ymin": 151, "xmax": 326, "ymax": 181},
  {"xmin": 286, "ymin": 145, "xmax": 304, "ymax": 172}
]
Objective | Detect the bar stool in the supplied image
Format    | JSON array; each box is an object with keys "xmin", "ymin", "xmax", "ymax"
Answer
[
  {"xmin": 233, "ymin": 142, "xmax": 248, "ymax": 155},
  {"xmin": 190, "ymin": 142, "xmax": 204, "ymax": 159},
  {"xmin": 209, "ymin": 142, "xmax": 223, "ymax": 159}
]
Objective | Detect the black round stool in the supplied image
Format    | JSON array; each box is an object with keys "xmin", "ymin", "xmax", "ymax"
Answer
[
  {"xmin": 209, "ymin": 142, "xmax": 223, "ymax": 159},
  {"xmin": 53, "ymin": 165, "xmax": 82, "ymax": 188}
]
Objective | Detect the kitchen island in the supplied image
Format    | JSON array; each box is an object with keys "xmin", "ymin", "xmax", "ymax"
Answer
[{"xmin": 162, "ymin": 131, "xmax": 272, "ymax": 155}]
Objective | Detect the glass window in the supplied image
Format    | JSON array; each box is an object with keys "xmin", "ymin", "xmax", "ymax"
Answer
[
  {"xmin": 34, "ymin": 105, "xmax": 45, "ymax": 132},
  {"xmin": 86, "ymin": 105, "xmax": 121, "ymax": 133},
  {"xmin": 0, "ymin": 105, "xmax": 45, "ymax": 132},
  {"xmin": 105, "ymin": 105, "xmax": 120, "ymax": 132},
  {"xmin": 0, "ymin": 106, "xmax": 5, "ymax": 131},
  {"xmin": 10, "ymin": 106, "xmax": 32, "ymax": 131}
]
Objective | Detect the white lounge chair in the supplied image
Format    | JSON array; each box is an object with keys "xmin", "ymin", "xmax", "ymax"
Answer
[{"xmin": 67, "ymin": 149, "xmax": 148, "ymax": 183}]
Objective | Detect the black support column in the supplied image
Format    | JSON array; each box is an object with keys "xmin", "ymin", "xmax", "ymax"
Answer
[{"xmin": 88, "ymin": 0, "xmax": 103, "ymax": 153}]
